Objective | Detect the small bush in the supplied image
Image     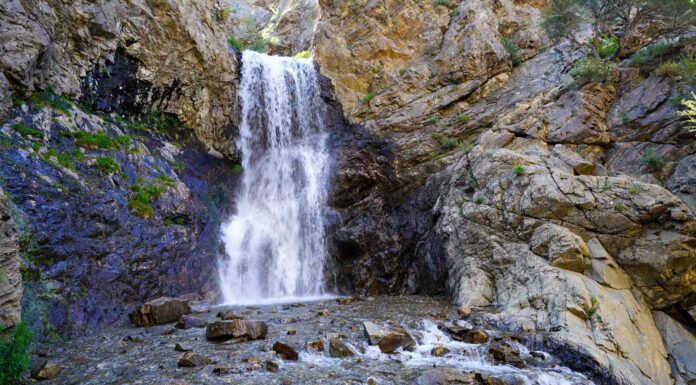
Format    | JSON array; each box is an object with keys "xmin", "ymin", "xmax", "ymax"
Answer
[
  {"xmin": 433, "ymin": 0, "xmax": 450, "ymax": 6},
  {"xmin": 585, "ymin": 296, "xmax": 600, "ymax": 319},
  {"xmin": 571, "ymin": 57, "xmax": 613, "ymax": 85},
  {"xmin": 155, "ymin": 174, "xmax": 175, "ymax": 187},
  {"xmin": 0, "ymin": 322, "xmax": 33, "ymax": 384},
  {"xmin": 457, "ymin": 114, "xmax": 471, "ymax": 123},
  {"xmin": 501, "ymin": 38, "xmax": 522, "ymax": 66},
  {"xmin": 10, "ymin": 122, "xmax": 43, "ymax": 140},
  {"xmin": 654, "ymin": 61, "xmax": 681, "ymax": 78},
  {"xmin": 640, "ymin": 148, "xmax": 665, "ymax": 172},
  {"xmin": 249, "ymin": 38, "xmax": 269, "ymax": 53},
  {"xmin": 227, "ymin": 36, "xmax": 243, "ymax": 51},
  {"xmin": 232, "ymin": 164, "xmax": 243, "ymax": 174},
  {"xmin": 362, "ymin": 92, "xmax": 375, "ymax": 105},
  {"xmin": 593, "ymin": 36, "xmax": 619, "ymax": 59},
  {"xmin": 220, "ymin": 7, "xmax": 232, "ymax": 23},
  {"xmin": 128, "ymin": 200, "xmax": 155, "ymax": 219},
  {"xmin": 680, "ymin": 92, "xmax": 696, "ymax": 131},
  {"xmin": 614, "ymin": 203, "xmax": 626, "ymax": 213},
  {"xmin": 627, "ymin": 43, "xmax": 673, "ymax": 70},
  {"xmin": 93, "ymin": 156, "xmax": 121, "ymax": 174},
  {"xmin": 294, "ymin": 51, "xmax": 312, "ymax": 59},
  {"xmin": 431, "ymin": 131, "xmax": 459, "ymax": 151},
  {"xmin": 628, "ymin": 185, "xmax": 639, "ymax": 194},
  {"xmin": 26, "ymin": 86, "xmax": 72, "ymax": 114},
  {"xmin": 512, "ymin": 164, "xmax": 525, "ymax": 176},
  {"xmin": 73, "ymin": 131, "xmax": 114, "ymax": 149},
  {"xmin": 473, "ymin": 195, "xmax": 484, "ymax": 205}
]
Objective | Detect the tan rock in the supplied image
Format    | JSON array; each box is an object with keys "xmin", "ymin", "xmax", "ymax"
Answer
[
  {"xmin": 586, "ymin": 238, "xmax": 632, "ymax": 290},
  {"xmin": 0, "ymin": 188, "xmax": 21, "ymax": 328},
  {"xmin": 530, "ymin": 224, "xmax": 590, "ymax": 273},
  {"xmin": 128, "ymin": 297, "xmax": 191, "ymax": 327},
  {"xmin": 31, "ymin": 361, "xmax": 62, "ymax": 381}
]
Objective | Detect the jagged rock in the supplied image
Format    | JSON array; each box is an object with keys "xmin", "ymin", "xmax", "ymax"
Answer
[
  {"xmin": 363, "ymin": 321, "xmax": 386, "ymax": 345},
  {"xmin": 431, "ymin": 345, "xmax": 450, "ymax": 357},
  {"xmin": 175, "ymin": 315, "xmax": 206, "ymax": 329},
  {"xmin": 377, "ymin": 331, "xmax": 414, "ymax": 354},
  {"xmin": 205, "ymin": 320, "xmax": 268, "ymax": 341},
  {"xmin": 128, "ymin": 297, "xmax": 191, "ymax": 327},
  {"xmin": 0, "ymin": 73, "xmax": 11, "ymax": 122},
  {"xmin": 287, "ymin": 329, "xmax": 296, "ymax": 336},
  {"xmin": 0, "ymin": 188, "xmax": 21, "ymax": 327},
  {"xmin": 273, "ymin": 341, "xmax": 299, "ymax": 361},
  {"xmin": 216, "ymin": 310, "xmax": 244, "ymax": 320},
  {"xmin": 488, "ymin": 342, "xmax": 524, "ymax": 368},
  {"xmin": 31, "ymin": 361, "xmax": 62, "ymax": 380},
  {"xmin": 445, "ymin": 326, "xmax": 489, "ymax": 344},
  {"xmin": 653, "ymin": 311, "xmax": 696, "ymax": 385},
  {"xmin": 530, "ymin": 224, "xmax": 590, "ymax": 273},
  {"xmin": 328, "ymin": 339, "xmax": 354, "ymax": 358},
  {"xmin": 266, "ymin": 359, "xmax": 279, "ymax": 372},
  {"xmin": 586, "ymin": 238, "xmax": 632, "ymax": 290},
  {"xmin": 178, "ymin": 352, "xmax": 213, "ymax": 367},
  {"xmin": 174, "ymin": 343, "xmax": 192, "ymax": 352}
]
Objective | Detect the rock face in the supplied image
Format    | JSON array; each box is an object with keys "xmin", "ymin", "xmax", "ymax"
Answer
[
  {"xmin": 653, "ymin": 311, "xmax": 696, "ymax": 385},
  {"xmin": 0, "ymin": 0, "xmax": 239, "ymax": 158},
  {"xmin": 129, "ymin": 297, "xmax": 191, "ymax": 327},
  {"xmin": 0, "ymin": 188, "xmax": 21, "ymax": 328}
]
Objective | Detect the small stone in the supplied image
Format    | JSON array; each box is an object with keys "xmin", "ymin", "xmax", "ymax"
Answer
[
  {"xmin": 307, "ymin": 339, "xmax": 324, "ymax": 352},
  {"xmin": 378, "ymin": 332, "xmax": 405, "ymax": 354},
  {"xmin": 122, "ymin": 335, "xmax": 144, "ymax": 343},
  {"xmin": 287, "ymin": 329, "xmax": 297, "ymax": 335},
  {"xmin": 489, "ymin": 342, "xmax": 525, "ymax": 368},
  {"xmin": 217, "ymin": 310, "xmax": 244, "ymax": 320},
  {"xmin": 178, "ymin": 352, "xmax": 213, "ymax": 367},
  {"xmin": 329, "ymin": 339, "xmax": 354, "ymax": 357},
  {"xmin": 462, "ymin": 329, "xmax": 489, "ymax": 344},
  {"xmin": 273, "ymin": 341, "xmax": 299, "ymax": 361},
  {"xmin": 32, "ymin": 361, "xmax": 62, "ymax": 380},
  {"xmin": 316, "ymin": 309, "xmax": 330, "ymax": 316},
  {"xmin": 363, "ymin": 321, "xmax": 385, "ymax": 345},
  {"xmin": 266, "ymin": 360, "xmax": 279, "ymax": 372},
  {"xmin": 175, "ymin": 343, "xmax": 193, "ymax": 352},
  {"xmin": 431, "ymin": 345, "xmax": 450, "ymax": 357},
  {"xmin": 243, "ymin": 356, "xmax": 263, "ymax": 364},
  {"xmin": 457, "ymin": 305, "xmax": 472, "ymax": 318},
  {"xmin": 176, "ymin": 314, "xmax": 206, "ymax": 329}
]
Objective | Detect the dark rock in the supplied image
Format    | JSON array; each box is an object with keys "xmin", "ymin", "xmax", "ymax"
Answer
[
  {"xmin": 217, "ymin": 310, "xmax": 244, "ymax": 320},
  {"xmin": 178, "ymin": 352, "xmax": 213, "ymax": 367},
  {"xmin": 266, "ymin": 360, "xmax": 279, "ymax": 372},
  {"xmin": 205, "ymin": 320, "xmax": 268, "ymax": 341},
  {"xmin": 377, "ymin": 329, "xmax": 416, "ymax": 353},
  {"xmin": 129, "ymin": 297, "xmax": 191, "ymax": 327},
  {"xmin": 175, "ymin": 315, "xmax": 206, "ymax": 329},
  {"xmin": 287, "ymin": 328, "xmax": 297, "ymax": 335},
  {"xmin": 488, "ymin": 342, "xmax": 525, "ymax": 368},
  {"xmin": 446, "ymin": 326, "xmax": 489, "ymax": 344},
  {"xmin": 273, "ymin": 341, "xmax": 299, "ymax": 361},
  {"xmin": 307, "ymin": 339, "xmax": 324, "ymax": 352},
  {"xmin": 329, "ymin": 339, "xmax": 354, "ymax": 357},
  {"xmin": 175, "ymin": 343, "xmax": 192, "ymax": 352},
  {"xmin": 31, "ymin": 360, "xmax": 62, "ymax": 380},
  {"xmin": 122, "ymin": 335, "xmax": 144, "ymax": 343}
]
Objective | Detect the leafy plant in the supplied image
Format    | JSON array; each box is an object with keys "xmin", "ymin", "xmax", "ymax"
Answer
[
  {"xmin": 614, "ymin": 203, "xmax": 626, "ymax": 213},
  {"xmin": 25, "ymin": 86, "xmax": 72, "ymax": 114},
  {"xmin": 626, "ymin": 43, "xmax": 673, "ymax": 70},
  {"xmin": 473, "ymin": 195, "xmax": 484, "ymax": 205},
  {"xmin": 249, "ymin": 38, "xmax": 269, "ymax": 53},
  {"xmin": 512, "ymin": 164, "xmax": 525, "ymax": 177},
  {"xmin": 680, "ymin": 92, "xmax": 696, "ymax": 131},
  {"xmin": 571, "ymin": 57, "xmax": 613, "ymax": 86},
  {"xmin": 0, "ymin": 322, "xmax": 33, "ymax": 384},
  {"xmin": 585, "ymin": 296, "xmax": 600, "ymax": 320},
  {"xmin": 232, "ymin": 164, "xmax": 243, "ymax": 174},
  {"xmin": 654, "ymin": 61, "xmax": 681, "ymax": 78},
  {"xmin": 362, "ymin": 92, "xmax": 375, "ymax": 105},
  {"xmin": 93, "ymin": 156, "xmax": 121, "ymax": 174},
  {"xmin": 457, "ymin": 114, "xmax": 472, "ymax": 123},
  {"xmin": 10, "ymin": 122, "xmax": 43, "ymax": 140},
  {"xmin": 640, "ymin": 148, "xmax": 665, "ymax": 172},
  {"xmin": 294, "ymin": 51, "xmax": 312, "ymax": 59},
  {"xmin": 431, "ymin": 131, "xmax": 459, "ymax": 151},
  {"xmin": 433, "ymin": 0, "xmax": 450, "ymax": 6},
  {"xmin": 220, "ymin": 7, "xmax": 232, "ymax": 23},
  {"xmin": 501, "ymin": 38, "xmax": 522, "ymax": 66},
  {"xmin": 227, "ymin": 36, "xmax": 243, "ymax": 51},
  {"xmin": 628, "ymin": 185, "xmax": 639, "ymax": 194}
]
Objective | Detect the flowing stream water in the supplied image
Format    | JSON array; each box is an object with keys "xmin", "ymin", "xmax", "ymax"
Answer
[{"xmin": 218, "ymin": 51, "xmax": 331, "ymax": 304}]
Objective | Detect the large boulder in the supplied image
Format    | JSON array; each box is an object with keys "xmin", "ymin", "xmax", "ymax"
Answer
[
  {"xmin": 653, "ymin": 311, "xmax": 696, "ymax": 385},
  {"xmin": 0, "ymin": 189, "xmax": 21, "ymax": 328},
  {"xmin": 128, "ymin": 297, "xmax": 191, "ymax": 327},
  {"xmin": 205, "ymin": 320, "xmax": 268, "ymax": 341}
]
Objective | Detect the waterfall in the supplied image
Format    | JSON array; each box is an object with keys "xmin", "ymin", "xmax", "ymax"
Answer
[{"xmin": 218, "ymin": 51, "xmax": 332, "ymax": 304}]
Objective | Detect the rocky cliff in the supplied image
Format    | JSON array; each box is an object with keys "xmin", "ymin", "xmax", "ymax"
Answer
[{"xmin": 0, "ymin": 188, "xmax": 22, "ymax": 328}]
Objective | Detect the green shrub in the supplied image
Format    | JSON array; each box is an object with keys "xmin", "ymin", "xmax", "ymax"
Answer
[
  {"xmin": 433, "ymin": 0, "xmax": 450, "ymax": 6},
  {"xmin": 585, "ymin": 296, "xmax": 600, "ymax": 319},
  {"xmin": 220, "ymin": 7, "xmax": 232, "ymax": 23},
  {"xmin": 10, "ymin": 122, "xmax": 43, "ymax": 140},
  {"xmin": 249, "ymin": 38, "xmax": 269, "ymax": 53},
  {"xmin": 128, "ymin": 200, "xmax": 155, "ymax": 219},
  {"xmin": 570, "ymin": 57, "xmax": 613, "ymax": 85},
  {"xmin": 26, "ymin": 86, "xmax": 72, "ymax": 114},
  {"xmin": 431, "ymin": 131, "xmax": 459, "ymax": 151},
  {"xmin": 294, "ymin": 51, "xmax": 312, "ymax": 59},
  {"xmin": 473, "ymin": 195, "xmax": 484, "ymax": 205},
  {"xmin": 457, "ymin": 114, "xmax": 472, "ymax": 123},
  {"xmin": 155, "ymin": 174, "xmax": 175, "ymax": 187},
  {"xmin": 512, "ymin": 164, "xmax": 525, "ymax": 176},
  {"xmin": 227, "ymin": 36, "xmax": 243, "ymax": 51},
  {"xmin": 654, "ymin": 61, "xmax": 681, "ymax": 78},
  {"xmin": 628, "ymin": 185, "xmax": 639, "ymax": 194},
  {"xmin": 626, "ymin": 43, "xmax": 673, "ymax": 69},
  {"xmin": 0, "ymin": 322, "xmax": 32, "ymax": 384},
  {"xmin": 640, "ymin": 148, "xmax": 665, "ymax": 172},
  {"xmin": 73, "ymin": 131, "xmax": 114, "ymax": 149},
  {"xmin": 614, "ymin": 203, "xmax": 626, "ymax": 213},
  {"xmin": 362, "ymin": 92, "xmax": 375, "ymax": 105},
  {"xmin": 592, "ymin": 36, "xmax": 619, "ymax": 59},
  {"xmin": 93, "ymin": 156, "xmax": 121, "ymax": 174},
  {"xmin": 501, "ymin": 38, "xmax": 522, "ymax": 66},
  {"xmin": 232, "ymin": 164, "xmax": 243, "ymax": 174},
  {"xmin": 680, "ymin": 92, "xmax": 696, "ymax": 131}
]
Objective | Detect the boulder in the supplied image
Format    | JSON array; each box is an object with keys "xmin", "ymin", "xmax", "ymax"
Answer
[
  {"xmin": 363, "ymin": 321, "xmax": 386, "ymax": 345},
  {"xmin": 266, "ymin": 360, "xmax": 279, "ymax": 372},
  {"xmin": 488, "ymin": 342, "xmax": 524, "ymax": 368},
  {"xmin": 175, "ymin": 315, "xmax": 206, "ymax": 329},
  {"xmin": 177, "ymin": 352, "xmax": 213, "ymax": 367},
  {"xmin": 530, "ymin": 224, "xmax": 590, "ymax": 273},
  {"xmin": 316, "ymin": 308, "xmax": 330, "ymax": 316},
  {"xmin": 653, "ymin": 311, "xmax": 696, "ymax": 385},
  {"xmin": 216, "ymin": 310, "xmax": 244, "ymax": 320},
  {"xmin": 329, "ymin": 339, "xmax": 354, "ymax": 357},
  {"xmin": 272, "ymin": 341, "xmax": 299, "ymax": 361},
  {"xmin": 205, "ymin": 320, "xmax": 268, "ymax": 341},
  {"xmin": 174, "ymin": 343, "xmax": 192, "ymax": 352},
  {"xmin": 416, "ymin": 368, "xmax": 478, "ymax": 385},
  {"xmin": 431, "ymin": 345, "xmax": 450, "ymax": 357},
  {"xmin": 378, "ymin": 331, "xmax": 414, "ymax": 354},
  {"xmin": 31, "ymin": 361, "xmax": 62, "ymax": 381},
  {"xmin": 129, "ymin": 297, "xmax": 191, "ymax": 327},
  {"xmin": 307, "ymin": 339, "xmax": 324, "ymax": 352},
  {"xmin": 445, "ymin": 326, "xmax": 488, "ymax": 344}
]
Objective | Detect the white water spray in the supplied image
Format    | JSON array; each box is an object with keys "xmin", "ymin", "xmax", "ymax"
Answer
[{"xmin": 218, "ymin": 51, "xmax": 331, "ymax": 304}]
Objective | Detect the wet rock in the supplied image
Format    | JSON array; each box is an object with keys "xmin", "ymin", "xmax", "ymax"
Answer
[
  {"xmin": 445, "ymin": 326, "xmax": 488, "ymax": 343},
  {"xmin": 457, "ymin": 305, "xmax": 472, "ymax": 318},
  {"xmin": 416, "ymin": 368, "xmax": 477, "ymax": 385},
  {"xmin": 316, "ymin": 308, "xmax": 330, "ymax": 316},
  {"xmin": 266, "ymin": 359, "xmax": 279, "ymax": 372},
  {"xmin": 217, "ymin": 310, "xmax": 244, "ymax": 320},
  {"xmin": 488, "ymin": 342, "xmax": 525, "ymax": 368},
  {"xmin": 431, "ymin": 345, "xmax": 450, "ymax": 357},
  {"xmin": 205, "ymin": 320, "xmax": 268, "ymax": 341},
  {"xmin": 122, "ymin": 335, "xmax": 144, "ymax": 343},
  {"xmin": 174, "ymin": 343, "xmax": 192, "ymax": 352},
  {"xmin": 377, "ymin": 331, "xmax": 415, "ymax": 354},
  {"xmin": 329, "ymin": 339, "xmax": 354, "ymax": 357},
  {"xmin": 307, "ymin": 339, "xmax": 324, "ymax": 352},
  {"xmin": 337, "ymin": 296, "xmax": 361, "ymax": 305},
  {"xmin": 178, "ymin": 352, "xmax": 213, "ymax": 367},
  {"xmin": 175, "ymin": 315, "xmax": 206, "ymax": 329},
  {"xmin": 287, "ymin": 329, "xmax": 297, "ymax": 336},
  {"xmin": 129, "ymin": 297, "xmax": 191, "ymax": 327},
  {"xmin": 31, "ymin": 360, "xmax": 62, "ymax": 381},
  {"xmin": 363, "ymin": 321, "xmax": 386, "ymax": 345},
  {"xmin": 189, "ymin": 300, "xmax": 211, "ymax": 314},
  {"xmin": 273, "ymin": 341, "xmax": 299, "ymax": 361}
]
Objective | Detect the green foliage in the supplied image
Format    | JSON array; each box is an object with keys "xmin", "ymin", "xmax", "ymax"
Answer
[
  {"xmin": 362, "ymin": 92, "xmax": 375, "ymax": 105},
  {"xmin": 512, "ymin": 164, "xmax": 525, "ymax": 177},
  {"xmin": 433, "ymin": 0, "xmax": 450, "ymax": 6},
  {"xmin": 431, "ymin": 131, "xmax": 459, "ymax": 151},
  {"xmin": 680, "ymin": 92, "xmax": 696, "ymax": 131},
  {"xmin": 128, "ymin": 176, "xmax": 174, "ymax": 219},
  {"xmin": 220, "ymin": 7, "xmax": 232, "ymax": 23},
  {"xmin": 542, "ymin": 0, "xmax": 582, "ymax": 42},
  {"xmin": 501, "ymin": 38, "xmax": 522, "ymax": 66},
  {"xmin": 640, "ymin": 148, "xmax": 665, "ymax": 172},
  {"xmin": 294, "ymin": 51, "xmax": 312, "ymax": 59},
  {"xmin": 0, "ymin": 322, "xmax": 33, "ymax": 384},
  {"xmin": 457, "ymin": 114, "xmax": 472, "ymax": 123},
  {"xmin": 227, "ymin": 36, "xmax": 243, "ymax": 51},
  {"xmin": 73, "ymin": 131, "xmax": 115, "ymax": 149},
  {"xmin": 128, "ymin": 200, "xmax": 154, "ymax": 219},
  {"xmin": 473, "ymin": 194, "xmax": 484, "ymax": 205},
  {"xmin": 428, "ymin": 116, "xmax": 439, "ymax": 125},
  {"xmin": 26, "ymin": 86, "xmax": 72, "ymax": 114},
  {"xmin": 626, "ymin": 43, "xmax": 673, "ymax": 70},
  {"xmin": 10, "ymin": 122, "xmax": 43, "ymax": 140},
  {"xmin": 93, "ymin": 156, "xmax": 121, "ymax": 174},
  {"xmin": 232, "ymin": 164, "xmax": 243, "ymax": 174},
  {"xmin": 614, "ymin": 203, "xmax": 626, "ymax": 213},
  {"xmin": 593, "ymin": 36, "xmax": 619, "ymax": 59},
  {"xmin": 155, "ymin": 174, "xmax": 175, "ymax": 187},
  {"xmin": 628, "ymin": 185, "xmax": 639, "ymax": 194},
  {"xmin": 145, "ymin": 0, "xmax": 166, "ymax": 8},
  {"xmin": 585, "ymin": 296, "xmax": 600, "ymax": 320},
  {"xmin": 249, "ymin": 38, "xmax": 269, "ymax": 53},
  {"xmin": 570, "ymin": 57, "xmax": 613, "ymax": 86}
]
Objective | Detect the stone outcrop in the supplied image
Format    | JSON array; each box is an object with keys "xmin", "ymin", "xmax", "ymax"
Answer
[
  {"xmin": 0, "ymin": 188, "xmax": 21, "ymax": 328},
  {"xmin": 0, "ymin": 0, "xmax": 239, "ymax": 158},
  {"xmin": 653, "ymin": 311, "xmax": 696, "ymax": 385}
]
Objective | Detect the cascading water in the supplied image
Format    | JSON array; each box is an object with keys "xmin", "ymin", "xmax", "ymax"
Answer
[{"xmin": 218, "ymin": 51, "xmax": 331, "ymax": 304}]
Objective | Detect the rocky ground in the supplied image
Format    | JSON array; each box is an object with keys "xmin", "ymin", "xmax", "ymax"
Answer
[{"xmin": 29, "ymin": 296, "xmax": 597, "ymax": 385}]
